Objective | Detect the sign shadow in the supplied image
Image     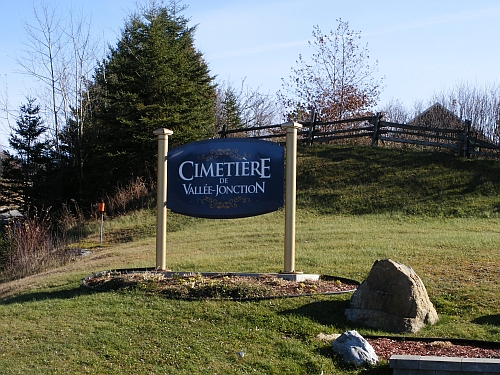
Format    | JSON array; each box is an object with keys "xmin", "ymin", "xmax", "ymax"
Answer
[{"xmin": 0, "ymin": 285, "xmax": 98, "ymax": 305}]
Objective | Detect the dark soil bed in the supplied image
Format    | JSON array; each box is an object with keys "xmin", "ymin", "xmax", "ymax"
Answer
[{"xmin": 82, "ymin": 271, "xmax": 358, "ymax": 300}]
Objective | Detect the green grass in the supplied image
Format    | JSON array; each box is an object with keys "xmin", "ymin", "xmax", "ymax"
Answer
[
  {"xmin": 297, "ymin": 145, "xmax": 500, "ymax": 217},
  {"xmin": 0, "ymin": 145, "xmax": 499, "ymax": 374}
]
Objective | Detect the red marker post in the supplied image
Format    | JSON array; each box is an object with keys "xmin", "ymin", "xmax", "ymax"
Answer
[{"xmin": 97, "ymin": 203, "xmax": 105, "ymax": 247}]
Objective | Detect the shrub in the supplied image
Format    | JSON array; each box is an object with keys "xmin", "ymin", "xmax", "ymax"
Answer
[
  {"xmin": 1, "ymin": 210, "xmax": 70, "ymax": 281},
  {"xmin": 104, "ymin": 177, "xmax": 154, "ymax": 216}
]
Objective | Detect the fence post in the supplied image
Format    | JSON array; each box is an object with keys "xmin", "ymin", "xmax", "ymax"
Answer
[
  {"xmin": 463, "ymin": 120, "xmax": 471, "ymax": 158},
  {"xmin": 371, "ymin": 112, "xmax": 381, "ymax": 146},
  {"xmin": 307, "ymin": 109, "xmax": 316, "ymax": 146}
]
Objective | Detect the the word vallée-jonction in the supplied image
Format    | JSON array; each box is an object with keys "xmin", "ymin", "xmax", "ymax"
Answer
[{"xmin": 167, "ymin": 138, "xmax": 284, "ymax": 219}]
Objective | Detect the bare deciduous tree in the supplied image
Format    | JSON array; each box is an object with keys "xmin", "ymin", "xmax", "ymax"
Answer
[
  {"xmin": 378, "ymin": 99, "xmax": 410, "ymax": 124},
  {"xmin": 0, "ymin": 75, "xmax": 14, "ymax": 150},
  {"xmin": 215, "ymin": 79, "xmax": 282, "ymax": 137},
  {"xmin": 17, "ymin": 3, "xmax": 65, "ymax": 154},
  {"xmin": 17, "ymin": 2, "xmax": 99, "ymax": 159},
  {"xmin": 431, "ymin": 82, "xmax": 500, "ymax": 143},
  {"xmin": 280, "ymin": 20, "xmax": 384, "ymax": 124},
  {"xmin": 380, "ymin": 82, "xmax": 500, "ymax": 146}
]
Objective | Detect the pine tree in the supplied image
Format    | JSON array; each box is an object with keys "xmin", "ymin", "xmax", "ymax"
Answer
[
  {"xmin": 222, "ymin": 88, "xmax": 243, "ymax": 130},
  {"xmin": 1, "ymin": 97, "xmax": 53, "ymax": 209},
  {"xmin": 84, "ymin": 2, "xmax": 216, "ymax": 194}
]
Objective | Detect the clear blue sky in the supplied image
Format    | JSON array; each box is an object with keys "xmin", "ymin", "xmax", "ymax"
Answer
[{"xmin": 1, "ymin": 0, "xmax": 500, "ymax": 149}]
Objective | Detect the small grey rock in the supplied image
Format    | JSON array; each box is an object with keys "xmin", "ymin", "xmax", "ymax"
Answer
[{"xmin": 331, "ymin": 330, "xmax": 378, "ymax": 366}]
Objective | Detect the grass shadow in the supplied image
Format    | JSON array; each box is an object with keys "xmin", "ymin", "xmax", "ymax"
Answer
[
  {"xmin": 316, "ymin": 344, "xmax": 391, "ymax": 375},
  {"xmin": 279, "ymin": 298, "xmax": 353, "ymax": 328},
  {"xmin": 360, "ymin": 364, "xmax": 392, "ymax": 375},
  {"xmin": 472, "ymin": 314, "xmax": 500, "ymax": 326},
  {"xmin": 0, "ymin": 285, "xmax": 99, "ymax": 305}
]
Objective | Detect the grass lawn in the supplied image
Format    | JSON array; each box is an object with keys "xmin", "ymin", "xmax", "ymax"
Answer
[{"xmin": 0, "ymin": 145, "xmax": 499, "ymax": 374}]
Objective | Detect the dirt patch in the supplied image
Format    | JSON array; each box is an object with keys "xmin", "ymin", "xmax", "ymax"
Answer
[{"xmin": 82, "ymin": 271, "xmax": 358, "ymax": 300}]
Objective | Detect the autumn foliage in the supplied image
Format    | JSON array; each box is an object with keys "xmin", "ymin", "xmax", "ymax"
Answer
[{"xmin": 280, "ymin": 20, "xmax": 384, "ymax": 125}]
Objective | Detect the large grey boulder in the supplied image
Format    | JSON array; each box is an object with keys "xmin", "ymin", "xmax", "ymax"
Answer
[
  {"xmin": 331, "ymin": 330, "xmax": 378, "ymax": 366},
  {"xmin": 345, "ymin": 259, "xmax": 438, "ymax": 333}
]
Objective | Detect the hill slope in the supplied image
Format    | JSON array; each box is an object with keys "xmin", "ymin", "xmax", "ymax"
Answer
[
  {"xmin": 297, "ymin": 145, "xmax": 500, "ymax": 217},
  {"xmin": 0, "ymin": 145, "xmax": 499, "ymax": 374}
]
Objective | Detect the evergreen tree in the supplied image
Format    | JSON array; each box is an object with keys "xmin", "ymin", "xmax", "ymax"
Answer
[
  {"xmin": 1, "ymin": 97, "xmax": 53, "ymax": 209},
  {"xmin": 215, "ymin": 87, "xmax": 243, "ymax": 136},
  {"xmin": 84, "ymin": 2, "xmax": 216, "ymax": 194},
  {"xmin": 222, "ymin": 88, "xmax": 243, "ymax": 130}
]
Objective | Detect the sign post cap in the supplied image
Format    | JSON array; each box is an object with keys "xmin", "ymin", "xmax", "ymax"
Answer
[
  {"xmin": 153, "ymin": 128, "xmax": 173, "ymax": 136},
  {"xmin": 281, "ymin": 121, "xmax": 302, "ymax": 129}
]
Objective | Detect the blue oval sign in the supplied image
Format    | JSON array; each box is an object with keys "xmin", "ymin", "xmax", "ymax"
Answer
[{"xmin": 167, "ymin": 138, "xmax": 284, "ymax": 218}]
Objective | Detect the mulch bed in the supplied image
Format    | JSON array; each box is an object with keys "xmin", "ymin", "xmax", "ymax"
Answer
[
  {"xmin": 82, "ymin": 271, "xmax": 359, "ymax": 300},
  {"xmin": 367, "ymin": 337, "xmax": 500, "ymax": 360}
]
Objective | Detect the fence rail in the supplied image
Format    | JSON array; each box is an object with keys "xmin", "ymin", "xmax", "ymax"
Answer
[{"xmin": 218, "ymin": 114, "xmax": 500, "ymax": 158}]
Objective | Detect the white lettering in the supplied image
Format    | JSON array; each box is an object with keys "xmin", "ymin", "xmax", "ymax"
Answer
[
  {"xmin": 215, "ymin": 182, "xmax": 266, "ymax": 197},
  {"xmin": 179, "ymin": 158, "xmax": 274, "ymax": 180},
  {"xmin": 182, "ymin": 183, "xmax": 194, "ymax": 194},
  {"xmin": 179, "ymin": 161, "xmax": 194, "ymax": 181},
  {"xmin": 182, "ymin": 184, "xmax": 215, "ymax": 195},
  {"xmin": 226, "ymin": 162, "xmax": 235, "ymax": 176},
  {"xmin": 250, "ymin": 161, "xmax": 259, "ymax": 176},
  {"xmin": 260, "ymin": 158, "xmax": 271, "ymax": 178},
  {"xmin": 241, "ymin": 161, "xmax": 250, "ymax": 176},
  {"xmin": 216, "ymin": 163, "xmax": 224, "ymax": 177},
  {"xmin": 198, "ymin": 163, "xmax": 214, "ymax": 178},
  {"xmin": 256, "ymin": 181, "xmax": 265, "ymax": 193}
]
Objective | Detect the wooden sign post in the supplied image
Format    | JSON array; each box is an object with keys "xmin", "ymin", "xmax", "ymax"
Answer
[
  {"xmin": 281, "ymin": 121, "xmax": 302, "ymax": 273},
  {"xmin": 153, "ymin": 128, "xmax": 174, "ymax": 270}
]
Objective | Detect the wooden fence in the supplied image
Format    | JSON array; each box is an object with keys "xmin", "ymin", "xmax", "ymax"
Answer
[{"xmin": 218, "ymin": 114, "xmax": 500, "ymax": 158}]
